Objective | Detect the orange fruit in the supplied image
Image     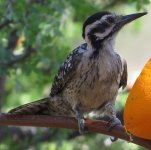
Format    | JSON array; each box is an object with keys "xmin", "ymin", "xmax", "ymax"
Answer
[{"xmin": 124, "ymin": 58, "xmax": 151, "ymax": 140}]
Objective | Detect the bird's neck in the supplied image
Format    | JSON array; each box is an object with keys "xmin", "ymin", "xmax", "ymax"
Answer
[{"xmin": 86, "ymin": 38, "xmax": 115, "ymax": 58}]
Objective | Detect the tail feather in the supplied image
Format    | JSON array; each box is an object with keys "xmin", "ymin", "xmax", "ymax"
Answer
[
  {"xmin": 8, "ymin": 97, "xmax": 50, "ymax": 115},
  {"xmin": 8, "ymin": 97, "xmax": 75, "ymax": 116}
]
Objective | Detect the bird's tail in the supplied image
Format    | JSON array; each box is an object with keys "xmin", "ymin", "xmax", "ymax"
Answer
[
  {"xmin": 8, "ymin": 97, "xmax": 74, "ymax": 116},
  {"xmin": 8, "ymin": 97, "xmax": 51, "ymax": 115}
]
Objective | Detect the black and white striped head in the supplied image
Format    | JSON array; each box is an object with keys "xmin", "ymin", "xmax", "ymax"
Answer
[{"xmin": 82, "ymin": 11, "xmax": 147, "ymax": 48}]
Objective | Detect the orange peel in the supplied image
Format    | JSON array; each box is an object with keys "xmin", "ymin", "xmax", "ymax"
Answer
[{"xmin": 124, "ymin": 58, "xmax": 151, "ymax": 140}]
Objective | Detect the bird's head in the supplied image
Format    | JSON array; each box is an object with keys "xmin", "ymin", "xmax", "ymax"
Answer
[{"xmin": 82, "ymin": 11, "xmax": 147, "ymax": 49}]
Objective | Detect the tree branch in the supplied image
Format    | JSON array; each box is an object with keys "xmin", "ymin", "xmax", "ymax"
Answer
[
  {"xmin": 0, "ymin": 20, "xmax": 13, "ymax": 29},
  {"xmin": 6, "ymin": 29, "xmax": 19, "ymax": 50},
  {"xmin": 0, "ymin": 114, "xmax": 151, "ymax": 149},
  {"xmin": 5, "ymin": 46, "xmax": 36, "ymax": 68}
]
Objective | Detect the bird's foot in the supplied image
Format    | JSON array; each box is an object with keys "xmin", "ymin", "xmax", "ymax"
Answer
[
  {"xmin": 107, "ymin": 116, "xmax": 122, "ymax": 142},
  {"xmin": 77, "ymin": 117, "xmax": 85, "ymax": 134},
  {"xmin": 107, "ymin": 116, "xmax": 122, "ymax": 130},
  {"xmin": 75, "ymin": 111, "xmax": 85, "ymax": 134}
]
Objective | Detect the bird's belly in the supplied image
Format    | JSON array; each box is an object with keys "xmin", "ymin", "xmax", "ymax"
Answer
[
  {"xmin": 64, "ymin": 75, "xmax": 119, "ymax": 113},
  {"xmin": 78, "ymin": 80, "xmax": 119, "ymax": 112}
]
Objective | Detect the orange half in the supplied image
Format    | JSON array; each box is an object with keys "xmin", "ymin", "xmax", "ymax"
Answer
[{"xmin": 124, "ymin": 58, "xmax": 151, "ymax": 140}]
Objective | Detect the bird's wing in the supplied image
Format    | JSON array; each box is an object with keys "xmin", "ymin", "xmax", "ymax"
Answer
[
  {"xmin": 50, "ymin": 43, "xmax": 87, "ymax": 97},
  {"xmin": 119, "ymin": 58, "xmax": 127, "ymax": 89}
]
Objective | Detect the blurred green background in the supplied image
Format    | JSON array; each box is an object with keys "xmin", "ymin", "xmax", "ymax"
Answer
[{"xmin": 0, "ymin": 0, "xmax": 150, "ymax": 150}]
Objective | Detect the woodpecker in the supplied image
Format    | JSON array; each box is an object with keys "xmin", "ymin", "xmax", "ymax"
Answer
[{"xmin": 9, "ymin": 11, "xmax": 147, "ymax": 134}]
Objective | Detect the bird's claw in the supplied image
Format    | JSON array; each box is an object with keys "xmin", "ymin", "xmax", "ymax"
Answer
[
  {"xmin": 78, "ymin": 118, "xmax": 85, "ymax": 134},
  {"xmin": 107, "ymin": 116, "xmax": 122, "ymax": 131},
  {"xmin": 107, "ymin": 116, "xmax": 122, "ymax": 142},
  {"xmin": 110, "ymin": 136, "xmax": 118, "ymax": 142},
  {"xmin": 75, "ymin": 109, "xmax": 85, "ymax": 134}
]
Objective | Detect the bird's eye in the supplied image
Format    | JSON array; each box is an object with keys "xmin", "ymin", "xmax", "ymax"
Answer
[{"xmin": 107, "ymin": 17, "xmax": 114, "ymax": 23}]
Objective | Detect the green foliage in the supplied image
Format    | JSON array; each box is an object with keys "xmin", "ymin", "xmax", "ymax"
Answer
[
  {"xmin": 0, "ymin": 0, "xmax": 150, "ymax": 150},
  {"xmin": 127, "ymin": 0, "xmax": 150, "ymax": 10}
]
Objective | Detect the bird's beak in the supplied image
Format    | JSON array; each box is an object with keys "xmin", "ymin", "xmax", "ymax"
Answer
[{"xmin": 117, "ymin": 12, "xmax": 147, "ymax": 28}]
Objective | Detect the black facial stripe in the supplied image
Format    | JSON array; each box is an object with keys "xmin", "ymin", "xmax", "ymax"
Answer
[
  {"xmin": 88, "ymin": 34, "xmax": 103, "ymax": 50},
  {"xmin": 89, "ymin": 21, "xmax": 111, "ymax": 35},
  {"xmin": 101, "ymin": 22, "xmax": 110, "ymax": 28},
  {"xmin": 88, "ymin": 34, "xmax": 103, "ymax": 59},
  {"xmin": 90, "ymin": 25, "xmax": 105, "ymax": 34}
]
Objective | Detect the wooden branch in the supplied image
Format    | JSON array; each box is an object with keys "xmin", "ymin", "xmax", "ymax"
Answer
[
  {"xmin": 5, "ymin": 46, "xmax": 36, "ymax": 68},
  {"xmin": 0, "ymin": 114, "xmax": 151, "ymax": 148},
  {"xmin": 6, "ymin": 29, "xmax": 19, "ymax": 50}
]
